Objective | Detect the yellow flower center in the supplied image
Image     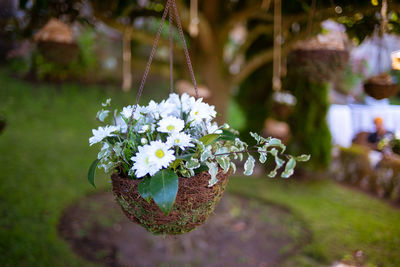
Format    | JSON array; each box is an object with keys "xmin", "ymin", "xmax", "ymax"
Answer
[
  {"xmin": 155, "ymin": 149, "xmax": 165, "ymax": 158},
  {"xmin": 167, "ymin": 125, "xmax": 175, "ymax": 131},
  {"xmin": 176, "ymin": 139, "xmax": 180, "ymax": 143},
  {"xmin": 194, "ymin": 111, "xmax": 198, "ymax": 115}
]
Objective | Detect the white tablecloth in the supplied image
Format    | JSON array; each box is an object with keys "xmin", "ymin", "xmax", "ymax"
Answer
[{"xmin": 328, "ymin": 104, "xmax": 400, "ymax": 147}]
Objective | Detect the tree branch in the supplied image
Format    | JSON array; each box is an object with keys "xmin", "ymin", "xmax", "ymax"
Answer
[
  {"xmin": 232, "ymin": 48, "xmax": 274, "ymax": 85},
  {"xmin": 236, "ymin": 24, "xmax": 274, "ymax": 58}
]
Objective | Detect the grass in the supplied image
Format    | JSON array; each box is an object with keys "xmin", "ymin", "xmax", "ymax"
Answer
[
  {"xmin": 228, "ymin": 177, "xmax": 400, "ymax": 266},
  {"xmin": 1, "ymin": 68, "xmax": 400, "ymax": 266}
]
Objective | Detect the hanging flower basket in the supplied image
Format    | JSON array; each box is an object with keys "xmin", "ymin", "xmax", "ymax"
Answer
[
  {"xmin": 288, "ymin": 32, "xmax": 349, "ymax": 82},
  {"xmin": 363, "ymin": 73, "xmax": 399, "ymax": 100},
  {"xmin": 37, "ymin": 41, "xmax": 79, "ymax": 65},
  {"xmin": 34, "ymin": 19, "xmax": 78, "ymax": 64},
  {"xmin": 87, "ymin": 0, "xmax": 309, "ymax": 235},
  {"xmin": 111, "ymin": 169, "xmax": 229, "ymax": 235},
  {"xmin": 288, "ymin": 49, "xmax": 349, "ymax": 82}
]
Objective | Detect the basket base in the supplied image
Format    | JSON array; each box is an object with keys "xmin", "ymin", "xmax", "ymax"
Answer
[{"xmin": 111, "ymin": 170, "xmax": 230, "ymax": 235}]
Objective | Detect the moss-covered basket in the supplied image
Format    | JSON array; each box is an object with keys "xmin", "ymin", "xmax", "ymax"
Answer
[
  {"xmin": 111, "ymin": 170, "xmax": 230, "ymax": 235},
  {"xmin": 37, "ymin": 41, "xmax": 79, "ymax": 65},
  {"xmin": 288, "ymin": 49, "xmax": 349, "ymax": 82},
  {"xmin": 363, "ymin": 82, "xmax": 399, "ymax": 100}
]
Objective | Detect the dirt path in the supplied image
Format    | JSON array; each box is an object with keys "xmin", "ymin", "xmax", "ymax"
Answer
[{"xmin": 58, "ymin": 192, "xmax": 308, "ymax": 267}]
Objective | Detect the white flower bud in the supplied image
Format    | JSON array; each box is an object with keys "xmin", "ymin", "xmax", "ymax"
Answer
[
  {"xmin": 141, "ymin": 138, "xmax": 148, "ymax": 145},
  {"xmin": 142, "ymin": 125, "xmax": 150, "ymax": 132}
]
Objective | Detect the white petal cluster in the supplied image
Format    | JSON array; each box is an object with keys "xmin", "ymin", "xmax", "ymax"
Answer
[
  {"xmin": 188, "ymin": 99, "xmax": 217, "ymax": 124},
  {"xmin": 167, "ymin": 132, "xmax": 194, "ymax": 150},
  {"xmin": 131, "ymin": 141, "xmax": 175, "ymax": 177},
  {"xmin": 89, "ymin": 125, "xmax": 120, "ymax": 146},
  {"xmin": 157, "ymin": 116, "xmax": 185, "ymax": 134},
  {"xmin": 90, "ymin": 93, "xmax": 223, "ymax": 178}
]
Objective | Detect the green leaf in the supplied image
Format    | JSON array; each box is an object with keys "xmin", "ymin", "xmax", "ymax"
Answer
[
  {"xmin": 199, "ymin": 134, "xmax": 220, "ymax": 146},
  {"xmin": 268, "ymin": 149, "xmax": 285, "ymax": 178},
  {"xmin": 150, "ymin": 169, "xmax": 179, "ymax": 215},
  {"xmin": 281, "ymin": 158, "xmax": 296, "ymax": 178},
  {"xmin": 186, "ymin": 158, "xmax": 201, "ymax": 170},
  {"xmin": 138, "ymin": 176, "xmax": 152, "ymax": 202},
  {"xmin": 216, "ymin": 156, "xmax": 230, "ymax": 173},
  {"xmin": 268, "ymin": 138, "xmax": 286, "ymax": 152},
  {"xmin": 88, "ymin": 159, "xmax": 100, "ymax": 188},
  {"xmin": 218, "ymin": 129, "xmax": 237, "ymax": 141},
  {"xmin": 258, "ymin": 147, "xmax": 267, "ymax": 163},
  {"xmin": 244, "ymin": 155, "xmax": 255, "ymax": 176},
  {"xmin": 206, "ymin": 162, "xmax": 219, "ymax": 187},
  {"xmin": 96, "ymin": 109, "xmax": 110, "ymax": 122},
  {"xmin": 295, "ymin": 154, "xmax": 311, "ymax": 162},
  {"xmin": 200, "ymin": 149, "xmax": 212, "ymax": 162},
  {"xmin": 176, "ymin": 153, "xmax": 194, "ymax": 161},
  {"xmin": 230, "ymin": 162, "xmax": 237, "ymax": 174},
  {"xmin": 250, "ymin": 132, "xmax": 263, "ymax": 143},
  {"xmin": 170, "ymin": 159, "xmax": 183, "ymax": 170}
]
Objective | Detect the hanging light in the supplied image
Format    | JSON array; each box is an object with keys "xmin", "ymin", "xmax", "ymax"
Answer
[{"xmin": 391, "ymin": 50, "xmax": 400, "ymax": 70}]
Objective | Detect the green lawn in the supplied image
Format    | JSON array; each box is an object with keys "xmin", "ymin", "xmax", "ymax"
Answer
[{"xmin": 1, "ymin": 69, "xmax": 400, "ymax": 266}]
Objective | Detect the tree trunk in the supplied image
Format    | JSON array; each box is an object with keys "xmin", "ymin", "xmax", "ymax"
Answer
[
  {"xmin": 122, "ymin": 27, "xmax": 133, "ymax": 92},
  {"xmin": 197, "ymin": 53, "xmax": 231, "ymax": 123}
]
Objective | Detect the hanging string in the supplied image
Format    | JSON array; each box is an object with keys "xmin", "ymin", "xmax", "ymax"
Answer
[
  {"xmin": 377, "ymin": 0, "xmax": 388, "ymax": 74},
  {"xmin": 169, "ymin": 2, "xmax": 174, "ymax": 93},
  {"xmin": 127, "ymin": 0, "xmax": 199, "ymax": 132},
  {"xmin": 128, "ymin": 0, "xmax": 171, "ymax": 130},
  {"xmin": 381, "ymin": 0, "xmax": 388, "ymax": 36},
  {"xmin": 171, "ymin": 0, "xmax": 199, "ymax": 98},
  {"xmin": 272, "ymin": 0, "xmax": 282, "ymax": 91}
]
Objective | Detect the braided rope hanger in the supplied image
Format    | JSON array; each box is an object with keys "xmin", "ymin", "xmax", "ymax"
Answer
[{"xmin": 127, "ymin": 0, "xmax": 199, "ymax": 131}]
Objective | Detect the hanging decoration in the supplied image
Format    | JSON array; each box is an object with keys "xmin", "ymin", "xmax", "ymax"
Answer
[
  {"xmin": 34, "ymin": 18, "xmax": 79, "ymax": 65},
  {"xmin": 362, "ymin": 0, "xmax": 399, "ymax": 100},
  {"xmin": 188, "ymin": 0, "xmax": 199, "ymax": 37},
  {"xmin": 88, "ymin": 0, "xmax": 309, "ymax": 235},
  {"xmin": 271, "ymin": 0, "xmax": 296, "ymax": 120}
]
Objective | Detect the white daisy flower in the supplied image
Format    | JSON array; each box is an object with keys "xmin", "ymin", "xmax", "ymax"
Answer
[
  {"xmin": 89, "ymin": 125, "xmax": 120, "ymax": 146},
  {"xmin": 115, "ymin": 116, "xmax": 128, "ymax": 133},
  {"xmin": 142, "ymin": 100, "xmax": 161, "ymax": 120},
  {"xmin": 158, "ymin": 100, "xmax": 178, "ymax": 118},
  {"xmin": 167, "ymin": 132, "xmax": 194, "ymax": 150},
  {"xmin": 189, "ymin": 100, "xmax": 216, "ymax": 124},
  {"xmin": 157, "ymin": 116, "xmax": 185, "ymax": 134},
  {"xmin": 206, "ymin": 122, "xmax": 222, "ymax": 134},
  {"xmin": 130, "ymin": 145, "xmax": 157, "ymax": 177},
  {"xmin": 181, "ymin": 93, "xmax": 196, "ymax": 113},
  {"xmin": 147, "ymin": 140, "xmax": 175, "ymax": 170},
  {"xmin": 166, "ymin": 93, "xmax": 181, "ymax": 110}
]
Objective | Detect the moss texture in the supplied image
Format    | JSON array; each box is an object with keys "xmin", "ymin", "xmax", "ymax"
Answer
[
  {"xmin": 285, "ymin": 53, "xmax": 333, "ymax": 170},
  {"xmin": 111, "ymin": 170, "xmax": 230, "ymax": 235}
]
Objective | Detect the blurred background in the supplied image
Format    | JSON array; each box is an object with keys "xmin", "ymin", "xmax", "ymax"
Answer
[{"xmin": 1, "ymin": 0, "xmax": 400, "ymax": 266}]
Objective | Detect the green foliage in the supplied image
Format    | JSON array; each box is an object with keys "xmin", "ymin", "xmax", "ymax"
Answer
[
  {"xmin": 32, "ymin": 27, "xmax": 97, "ymax": 81},
  {"xmin": 229, "ymin": 177, "xmax": 400, "ymax": 267},
  {"xmin": 1, "ymin": 69, "xmax": 399, "ymax": 266},
  {"xmin": 285, "ymin": 74, "xmax": 332, "ymax": 170},
  {"xmin": 149, "ymin": 169, "xmax": 178, "ymax": 215},
  {"xmin": 88, "ymin": 159, "xmax": 100, "ymax": 187}
]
